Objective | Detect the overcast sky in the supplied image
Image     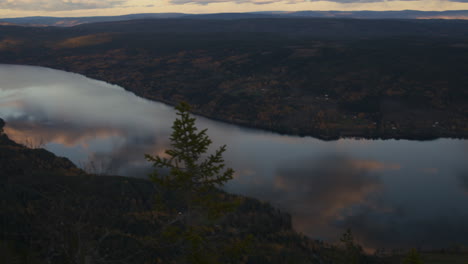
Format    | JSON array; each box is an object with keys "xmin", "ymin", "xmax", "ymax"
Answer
[{"xmin": 0, "ymin": 0, "xmax": 468, "ymax": 18}]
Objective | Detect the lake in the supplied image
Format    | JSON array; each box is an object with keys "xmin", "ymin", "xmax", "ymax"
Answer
[{"xmin": 1, "ymin": 64, "xmax": 467, "ymax": 250}]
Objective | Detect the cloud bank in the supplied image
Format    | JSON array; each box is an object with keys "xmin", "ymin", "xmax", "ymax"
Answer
[
  {"xmin": 1, "ymin": 0, "xmax": 468, "ymax": 12},
  {"xmin": 2, "ymin": 0, "xmax": 468, "ymax": 18},
  {"xmin": 168, "ymin": 0, "xmax": 468, "ymax": 5},
  {"xmin": 0, "ymin": 0, "xmax": 124, "ymax": 11}
]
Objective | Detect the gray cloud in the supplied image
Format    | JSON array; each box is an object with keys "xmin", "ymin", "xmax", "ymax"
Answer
[
  {"xmin": 168, "ymin": 0, "xmax": 468, "ymax": 5},
  {"xmin": 0, "ymin": 0, "xmax": 125, "ymax": 11},
  {"xmin": 0, "ymin": 0, "xmax": 467, "ymax": 11},
  {"xmin": 168, "ymin": 0, "xmax": 396, "ymax": 5},
  {"xmin": 168, "ymin": 0, "xmax": 279, "ymax": 4}
]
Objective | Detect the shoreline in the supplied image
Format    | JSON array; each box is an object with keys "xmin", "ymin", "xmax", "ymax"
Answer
[{"xmin": 3, "ymin": 62, "xmax": 468, "ymax": 141}]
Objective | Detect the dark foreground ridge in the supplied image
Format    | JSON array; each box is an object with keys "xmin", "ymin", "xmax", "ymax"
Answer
[
  {"xmin": 1, "ymin": 18, "xmax": 468, "ymax": 140},
  {"xmin": 0, "ymin": 118, "xmax": 333, "ymax": 263},
  {"xmin": 2, "ymin": 118, "xmax": 468, "ymax": 263}
]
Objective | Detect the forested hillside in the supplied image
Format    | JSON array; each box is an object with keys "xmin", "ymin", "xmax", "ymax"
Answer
[{"xmin": 1, "ymin": 18, "xmax": 468, "ymax": 139}]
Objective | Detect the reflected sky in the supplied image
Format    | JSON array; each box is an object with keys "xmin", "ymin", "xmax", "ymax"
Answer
[{"xmin": 1, "ymin": 64, "xmax": 468, "ymax": 250}]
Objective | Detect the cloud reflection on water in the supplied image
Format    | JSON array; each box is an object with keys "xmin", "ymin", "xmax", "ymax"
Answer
[
  {"xmin": 4, "ymin": 120, "xmax": 173, "ymax": 176},
  {"xmin": 5, "ymin": 122, "xmax": 124, "ymax": 147},
  {"xmin": 274, "ymin": 156, "xmax": 384, "ymax": 242},
  {"xmin": 1, "ymin": 64, "xmax": 468, "ymax": 250}
]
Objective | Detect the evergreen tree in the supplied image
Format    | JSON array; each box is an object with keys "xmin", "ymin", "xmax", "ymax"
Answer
[
  {"xmin": 145, "ymin": 102, "xmax": 240, "ymax": 263},
  {"xmin": 146, "ymin": 102, "xmax": 233, "ymax": 194},
  {"xmin": 339, "ymin": 229, "xmax": 366, "ymax": 264}
]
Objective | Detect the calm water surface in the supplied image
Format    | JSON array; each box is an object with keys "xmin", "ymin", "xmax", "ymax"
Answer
[{"xmin": 1, "ymin": 64, "xmax": 467, "ymax": 250}]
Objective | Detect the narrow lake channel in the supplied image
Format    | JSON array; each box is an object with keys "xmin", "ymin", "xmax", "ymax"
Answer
[{"xmin": 1, "ymin": 64, "xmax": 467, "ymax": 250}]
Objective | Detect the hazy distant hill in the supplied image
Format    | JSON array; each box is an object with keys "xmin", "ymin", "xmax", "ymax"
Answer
[
  {"xmin": 67, "ymin": 18, "xmax": 468, "ymax": 38},
  {"xmin": 0, "ymin": 13, "xmax": 185, "ymax": 27},
  {"xmin": 273, "ymin": 10, "xmax": 468, "ymax": 19},
  {"xmin": 2, "ymin": 10, "xmax": 468, "ymax": 27}
]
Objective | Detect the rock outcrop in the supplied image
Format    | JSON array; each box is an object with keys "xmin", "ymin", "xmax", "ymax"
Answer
[{"xmin": 0, "ymin": 118, "xmax": 84, "ymax": 177}]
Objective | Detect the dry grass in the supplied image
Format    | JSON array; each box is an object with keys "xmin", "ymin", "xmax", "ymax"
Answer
[{"xmin": 54, "ymin": 34, "xmax": 113, "ymax": 49}]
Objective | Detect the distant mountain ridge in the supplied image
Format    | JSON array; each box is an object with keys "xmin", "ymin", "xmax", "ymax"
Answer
[
  {"xmin": 2, "ymin": 10, "xmax": 468, "ymax": 27},
  {"xmin": 0, "ymin": 13, "xmax": 185, "ymax": 27}
]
